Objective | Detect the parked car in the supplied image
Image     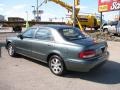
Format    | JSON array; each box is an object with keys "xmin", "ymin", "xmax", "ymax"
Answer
[
  {"xmin": 103, "ymin": 21, "xmax": 120, "ymax": 35},
  {"xmin": 6, "ymin": 25, "xmax": 109, "ymax": 76}
]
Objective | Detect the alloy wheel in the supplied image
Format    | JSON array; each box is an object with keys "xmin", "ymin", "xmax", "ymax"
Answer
[
  {"xmin": 8, "ymin": 44, "xmax": 15, "ymax": 56},
  {"xmin": 49, "ymin": 55, "xmax": 65, "ymax": 76}
]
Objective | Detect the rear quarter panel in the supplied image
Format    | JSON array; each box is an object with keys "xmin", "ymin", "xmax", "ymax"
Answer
[{"xmin": 53, "ymin": 42, "xmax": 84, "ymax": 61}]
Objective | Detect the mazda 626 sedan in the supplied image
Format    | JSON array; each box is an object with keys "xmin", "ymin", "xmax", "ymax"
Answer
[{"xmin": 6, "ymin": 25, "xmax": 109, "ymax": 76}]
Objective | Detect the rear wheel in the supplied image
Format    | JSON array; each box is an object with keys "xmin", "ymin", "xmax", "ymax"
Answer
[
  {"xmin": 49, "ymin": 55, "xmax": 65, "ymax": 76},
  {"xmin": 7, "ymin": 44, "xmax": 16, "ymax": 57}
]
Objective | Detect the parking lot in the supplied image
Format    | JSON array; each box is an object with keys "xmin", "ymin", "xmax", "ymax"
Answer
[{"xmin": 0, "ymin": 33, "xmax": 120, "ymax": 90}]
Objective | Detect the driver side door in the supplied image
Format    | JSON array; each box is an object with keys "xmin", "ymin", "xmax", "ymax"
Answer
[{"xmin": 15, "ymin": 28, "xmax": 36, "ymax": 57}]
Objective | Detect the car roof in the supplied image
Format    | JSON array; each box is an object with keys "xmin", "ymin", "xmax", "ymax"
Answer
[{"xmin": 32, "ymin": 24, "xmax": 73, "ymax": 30}]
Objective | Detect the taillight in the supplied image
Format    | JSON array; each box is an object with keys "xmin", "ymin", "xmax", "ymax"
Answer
[{"xmin": 79, "ymin": 50, "xmax": 96, "ymax": 59}]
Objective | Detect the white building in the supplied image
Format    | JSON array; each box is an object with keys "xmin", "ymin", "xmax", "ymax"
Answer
[{"xmin": 0, "ymin": 15, "xmax": 5, "ymax": 21}]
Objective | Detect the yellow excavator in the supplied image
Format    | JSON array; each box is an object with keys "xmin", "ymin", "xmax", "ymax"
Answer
[{"xmin": 46, "ymin": 0, "xmax": 100, "ymax": 30}]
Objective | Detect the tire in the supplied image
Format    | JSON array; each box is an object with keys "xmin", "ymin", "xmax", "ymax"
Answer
[
  {"xmin": 103, "ymin": 28, "xmax": 109, "ymax": 34},
  {"xmin": 94, "ymin": 27, "xmax": 98, "ymax": 30},
  {"xmin": 48, "ymin": 55, "xmax": 66, "ymax": 76},
  {"xmin": 7, "ymin": 44, "xmax": 16, "ymax": 57},
  {"xmin": 114, "ymin": 33, "xmax": 118, "ymax": 36}
]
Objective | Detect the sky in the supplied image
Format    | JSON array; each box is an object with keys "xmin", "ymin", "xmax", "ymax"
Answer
[{"xmin": 0, "ymin": 0, "xmax": 119, "ymax": 22}]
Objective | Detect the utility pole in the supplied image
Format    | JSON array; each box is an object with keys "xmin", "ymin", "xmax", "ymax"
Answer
[
  {"xmin": 73, "ymin": 0, "xmax": 76, "ymax": 27},
  {"xmin": 36, "ymin": 0, "xmax": 39, "ymax": 22},
  {"xmin": 100, "ymin": 12, "xmax": 103, "ymax": 26}
]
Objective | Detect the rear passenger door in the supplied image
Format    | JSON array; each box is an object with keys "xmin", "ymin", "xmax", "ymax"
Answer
[{"xmin": 31, "ymin": 28, "xmax": 54, "ymax": 62}]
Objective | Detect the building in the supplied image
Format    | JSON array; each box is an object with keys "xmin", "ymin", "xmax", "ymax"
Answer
[
  {"xmin": 8, "ymin": 17, "xmax": 24, "ymax": 22},
  {"xmin": 0, "ymin": 15, "xmax": 5, "ymax": 21}
]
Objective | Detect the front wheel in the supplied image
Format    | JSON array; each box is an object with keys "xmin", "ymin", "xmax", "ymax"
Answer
[
  {"xmin": 49, "ymin": 55, "xmax": 66, "ymax": 76},
  {"xmin": 7, "ymin": 44, "xmax": 16, "ymax": 57}
]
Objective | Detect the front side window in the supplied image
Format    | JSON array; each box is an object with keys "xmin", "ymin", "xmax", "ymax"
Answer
[
  {"xmin": 35, "ymin": 28, "xmax": 53, "ymax": 41},
  {"xmin": 59, "ymin": 27, "xmax": 86, "ymax": 40},
  {"xmin": 22, "ymin": 28, "xmax": 36, "ymax": 38}
]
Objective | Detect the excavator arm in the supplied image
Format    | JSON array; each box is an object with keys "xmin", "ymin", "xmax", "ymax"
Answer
[
  {"xmin": 49, "ymin": 0, "xmax": 79, "ymax": 14},
  {"xmin": 48, "ymin": 0, "xmax": 83, "ymax": 30},
  {"xmin": 49, "ymin": 0, "xmax": 73, "ymax": 12}
]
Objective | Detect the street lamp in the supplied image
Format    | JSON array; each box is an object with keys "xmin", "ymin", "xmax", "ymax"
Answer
[{"xmin": 25, "ymin": 11, "xmax": 29, "ymax": 29}]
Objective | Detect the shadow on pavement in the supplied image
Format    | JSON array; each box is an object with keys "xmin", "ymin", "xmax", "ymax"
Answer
[
  {"xmin": 65, "ymin": 60, "xmax": 120, "ymax": 84},
  {"xmin": 15, "ymin": 55, "xmax": 48, "ymax": 68},
  {"xmin": 16, "ymin": 54, "xmax": 120, "ymax": 84}
]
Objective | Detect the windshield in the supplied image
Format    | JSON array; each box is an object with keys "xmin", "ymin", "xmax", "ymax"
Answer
[{"xmin": 59, "ymin": 27, "xmax": 87, "ymax": 40}]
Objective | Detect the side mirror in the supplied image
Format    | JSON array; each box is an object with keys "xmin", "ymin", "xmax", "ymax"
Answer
[{"xmin": 17, "ymin": 34, "xmax": 23, "ymax": 39}]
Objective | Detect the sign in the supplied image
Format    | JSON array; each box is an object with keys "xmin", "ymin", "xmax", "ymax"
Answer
[
  {"xmin": 32, "ymin": 10, "xmax": 44, "ymax": 14},
  {"xmin": 98, "ymin": 0, "xmax": 120, "ymax": 12}
]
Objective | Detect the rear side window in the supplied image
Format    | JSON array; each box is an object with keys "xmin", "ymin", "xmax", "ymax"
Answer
[
  {"xmin": 35, "ymin": 28, "xmax": 53, "ymax": 41},
  {"xmin": 59, "ymin": 27, "xmax": 86, "ymax": 40}
]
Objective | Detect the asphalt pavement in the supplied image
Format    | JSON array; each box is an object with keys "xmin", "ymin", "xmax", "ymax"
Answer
[{"xmin": 0, "ymin": 33, "xmax": 120, "ymax": 90}]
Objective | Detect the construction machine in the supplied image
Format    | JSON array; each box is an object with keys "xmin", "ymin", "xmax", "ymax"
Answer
[{"xmin": 46, "ymin": 0, "xmax": 100, "ymax": 30}]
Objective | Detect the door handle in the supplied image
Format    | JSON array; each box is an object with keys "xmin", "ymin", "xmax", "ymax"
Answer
[
  {"xmin": 47, "ymin": 44, "xmax": 53, "ymax": 46},
  {"xmin": 48, "ymin": 44, "xmax": 51, "ymax": 46}
]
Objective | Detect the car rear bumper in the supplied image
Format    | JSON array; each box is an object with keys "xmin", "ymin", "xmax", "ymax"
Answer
[{"xmin": 65, "ymin": 52, "xmax": 109, "ymax": 72}]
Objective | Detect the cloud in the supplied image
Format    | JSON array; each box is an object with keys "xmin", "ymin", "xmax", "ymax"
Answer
[
  {"xmin": 0, "ymin": 4, "xmax": 4, "ymax": 7},
  {"xmin": 2, "ymin": 4, "xmax": 33, "ymax": 20},
  {"xmin": 41, "ymin": 12, "xmax": 67, "ymax": 22},
  {"xmin": 41, "ymin": 12, "xmax": 58, "ymax": 21},
  {"xmin": 0, "ymin": 4, "xmax": 5, "ymax": 14},
  {"xmin": 5, "ymin": 10, "xmax": 33, "ymax": 21},
  {"xmin": 0, "ymin": 7, "xmax": 4, "ymax": 12},
  {"xmin": 80, "ymin": 5, "xmax": 88, "ymax": 10},
  {"xmin": 12, "ymin": 4, "xmax": 27, "ymax": 10},
  {"xmin": 74, "ymin": 5, "xmax": 88, "ymax": 10}
]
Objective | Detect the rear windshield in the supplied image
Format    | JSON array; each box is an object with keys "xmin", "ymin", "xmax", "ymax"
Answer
[{"xmin": 58, "ymin": 27, "xmax": 87, "ymax": 40}]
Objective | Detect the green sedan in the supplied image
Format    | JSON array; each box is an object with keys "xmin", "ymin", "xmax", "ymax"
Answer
[{"xmin": 6, "ymin": 25, "xmax": 109, "ymax": 76}]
